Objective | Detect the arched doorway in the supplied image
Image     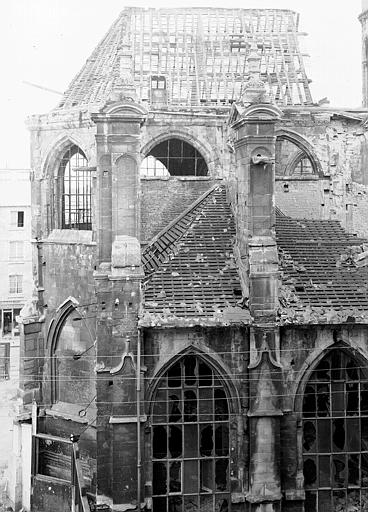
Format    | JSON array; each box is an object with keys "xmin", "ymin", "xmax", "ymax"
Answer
[
  {"xmin": 302, "ymin": 349, "xmax": 368, "ymax": 511},
  {"xmin": 150, "ymin": 354, "xmax": 230, "ymax": 512}
]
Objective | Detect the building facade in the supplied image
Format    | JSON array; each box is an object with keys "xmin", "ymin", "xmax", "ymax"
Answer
[
  {"xmin": 13, "ymin": 5, "xmax": 368, "ymax": 512},
  {"xmin": 0, "ymin": 169, "xmax": 32, "ymax": 342},
  {"xmin": 0, "ymin": 169, "xmax": 32, "ymax": 510}
]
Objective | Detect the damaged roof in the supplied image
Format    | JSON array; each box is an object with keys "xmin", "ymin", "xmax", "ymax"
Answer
[
  {"xmin": 142, "ymin": 185, "xmax": 247, "ymax": 326},
  {"xmin": 142, "ymin": 186, "xmax": 368, "ymax": 326},
  {"xmin": 58, "ymin": 7, "xmax": 312, "ymax": 109},
  {"xmin": 277, "ymin": 216, "xmax": 368, "ymax": 321}
]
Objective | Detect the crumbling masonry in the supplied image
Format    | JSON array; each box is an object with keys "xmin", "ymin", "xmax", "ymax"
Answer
[{"xmin": 12, "ymin": 6, "xmax": 368, "ymax": 512}]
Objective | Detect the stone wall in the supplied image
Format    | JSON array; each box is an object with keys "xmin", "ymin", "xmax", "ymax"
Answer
[
  {"xmin": 141, "ymin": 177, "xmax": 219, "ymax": 241},
  {"xmin": 275, "ymin": 178, "xmax": 326, "ymax": 219}
]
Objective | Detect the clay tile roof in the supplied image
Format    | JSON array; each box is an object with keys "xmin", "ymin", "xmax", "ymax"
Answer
[
  {"xmin": 277, "ymin": 214, "xmax": 368, "ymax": 313},
  {"xmin": 142, "ymin": 185, "xmax": 243, "ymax": 320},
  {"xmin": 142, "ymin": 192, "xmax": 368, "ymax": 324},
  {"xmin": 58, "ymin": 7, "xmax": 313, "ymax": 109}
]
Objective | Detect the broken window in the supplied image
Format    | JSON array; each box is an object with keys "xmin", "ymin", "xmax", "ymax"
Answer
[
  {"xmin": 140, "ymin": 138, "xmax": 208, "ymax": 177},
  {"xmin": 151, "ymin": 355, "xmax": 231, "ymax": 512},
  {"xmin": 60, "ymin": 145, "xmax": 92, "ymax": 230},
  {"xmin": 303, "ymin": 350, "xmax": 368, "ymax": 511}
]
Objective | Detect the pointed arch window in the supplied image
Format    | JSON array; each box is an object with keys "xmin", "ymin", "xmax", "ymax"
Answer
[
  {"xmin": 151, "ymin": 355, "xmax": 230, "ymax": 512},
  {"xmin": 302, "ymin": 350, "xmax": 368, "ymax": 511},
  {"xmin": 60, "ymin": 145, "xmax": 92, "ymax": 230},
  {"xmin": 291, "ymin": 155, "xmax": 314, "ymax": 176},
  {"xmin": 51, "ymin": 306, "xmax": 95, "ymax": 406}
]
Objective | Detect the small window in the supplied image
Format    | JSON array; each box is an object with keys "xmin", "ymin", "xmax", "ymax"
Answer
[
  {"xmin": 9, "ymin": 275, "xmax": 23, "ymax": 294},
  {"xmin": 11, "ymin": 211, "xmax": 24, "ymax": 228},
  {"xmin": 9, "ymin": 241, "xmax": 24, "ymax": 260},
  {"xmin": 151, "ymin": 75, "xmax": 166, "ymax": 90}
]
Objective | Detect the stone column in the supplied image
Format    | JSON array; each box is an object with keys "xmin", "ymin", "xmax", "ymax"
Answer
[
  {"xmin": 230, "ymin": 44, "xmax": 283, "ymax": 512},
  {"xmin": 94, "ymin": 236, "xmax": 144, "ymax": 509},
  {"xmin": 92, "ymin": 93, "xmax": 147, "ymax": 508},
  {"xmin": 91, "ymin": 99, "xmax": 147, "ymax": 264}
]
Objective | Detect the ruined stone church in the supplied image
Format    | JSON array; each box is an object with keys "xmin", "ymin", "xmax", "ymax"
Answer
[{"xmin": 14, "ymin": 4, "xmax": 368, "ymax": 512}]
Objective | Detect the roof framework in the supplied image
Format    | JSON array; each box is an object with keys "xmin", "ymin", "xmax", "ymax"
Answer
[{"xmin": 59, "ymin": 7, "xmax": 313, "ymax": 109}]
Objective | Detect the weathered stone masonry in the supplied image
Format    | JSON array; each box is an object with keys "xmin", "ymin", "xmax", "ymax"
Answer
[{"xmin": 13, "ymin": 5, "xmax": 368, "ymax": 512}]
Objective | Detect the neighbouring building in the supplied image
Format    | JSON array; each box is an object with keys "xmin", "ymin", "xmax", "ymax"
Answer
[
  {"xmin": 0, "ymin": 169, "xmax": 32, "ymax": 509},
  {"xmin": 0, "ymin": 169, "xmax": 32, "ymax": 344},
  {"xmin": 11, "ymin": 5, "xmax": 368, "ymax": 512}
]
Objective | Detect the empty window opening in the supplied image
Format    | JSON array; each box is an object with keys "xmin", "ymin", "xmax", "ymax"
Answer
[
  {"xmin": 60, "ymin": 146, "xmax": 92, "ymax": 230},
  {"xmin": 52, "ymin": 308, "xmax": 96, "ymax": 405},
  {"xmin": 302, "ymin": 350, "xmax": 368, "ymax": 511},
  {"xmin": 141, "ymin": 139, "xmax": 208, "ymax": 177},
  {"xmin": 152, "ymin": 355, "xmax": 231, "ymax": 512}
]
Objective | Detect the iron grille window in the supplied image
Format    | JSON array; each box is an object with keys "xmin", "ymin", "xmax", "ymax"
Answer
[
  {"xmin": 303, "ymin": 350, "xmax": 368, "ymax": 511},
  {"xmin": 60, "ymin": 146, "xmax": 92, "ymax": 230},
  {"xmin": 151, "ymin": 355, "xmax": 230, "ymax": 512},
  {"xmin": 140, "ymin": 139, "xmax": 208, "ymax": 177}
]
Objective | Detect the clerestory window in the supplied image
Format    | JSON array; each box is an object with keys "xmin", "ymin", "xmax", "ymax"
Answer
[
  {"xmin": 151, "ymin": 355, "xmax": 230, "ymax": 512},
  {"xmin": 60, "ymin": 146, "xmax": 92, "ymax": 230},
  {"xmin": 140, "ymin": 139, "xmax": 208, "ymax": 177},
  {"xmin": 303, "ymin": 350, "xmax": 368, "ymax": 511}
]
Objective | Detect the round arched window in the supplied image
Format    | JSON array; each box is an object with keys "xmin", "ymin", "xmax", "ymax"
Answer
[
  {"xmin": 302, "ymin": 350, "xmax": 368, "ymax": 511},
  {"xmin": 59, "ymin": 145, "xmax": 92, "ymax": 230},
  {"xmin": 151, "ymin": 355, "xmax": 230, "ymax": 512},
  {"xmin": 141, "ymin": 139, "xmax": 208, "ymax": 177}
]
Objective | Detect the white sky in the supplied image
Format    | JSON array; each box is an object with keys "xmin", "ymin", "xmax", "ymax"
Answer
[{"xmin": 0, "ymin": 0, "xmax": 364, "ymax": 169}]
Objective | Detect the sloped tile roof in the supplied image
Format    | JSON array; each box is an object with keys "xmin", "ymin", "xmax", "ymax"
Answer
[
  {"xmin": 58, "ymin": 7, "xmax": 312, "ymax": 109},
  {"xmin": 277, "ymin": 215, "xmax": 368, "ymax": 313},
  {"xmin": 142, "ymin": 185, "xmax": 244, "ymax": 321},
  {"xmin": 142, "ymin": 188, "xmax": 368, "ymax": 326}
]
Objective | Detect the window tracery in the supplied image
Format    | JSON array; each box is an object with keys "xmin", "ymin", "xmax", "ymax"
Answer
[
  {"xmin": 303, "ymin": 350, "xmax": 368, "ymax": 511},
  {"xmin": 151, "ymin": 355, "xmax": 230, "ymax": 512}
]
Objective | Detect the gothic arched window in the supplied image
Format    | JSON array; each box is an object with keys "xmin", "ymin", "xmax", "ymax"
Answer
[
  {"xmin": 302, "ymin": 350, "xmax": 368, "ymax": 511},
  {"xmin": 60, "ymin": 145, "xmax": 92, "ymax": 230},
  {"xmin": 51, "ymin": 307, "xmax": 95, "ymax": 407},
  {"xmin": 151, "ymin": 355, "xmax": 230, "ymax": 512},
  {"xmin": 140, "ymin": 139, "xmax": 208, "ymax": 177},
  {"xmin": 291, "ymin": 155, "xmax": 314, "ymax": 176}
]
